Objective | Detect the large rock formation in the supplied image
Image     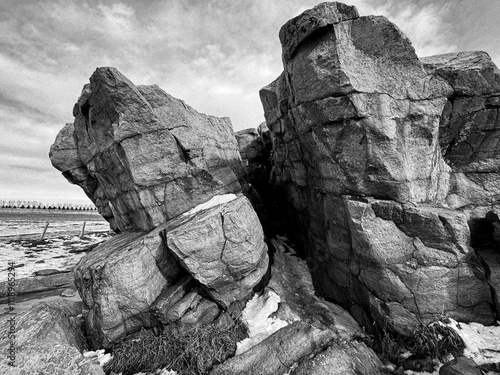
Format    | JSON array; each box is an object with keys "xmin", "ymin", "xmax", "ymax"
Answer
[
  {"xmin": 260, "ymin": 1, "xmax": 499, "ymax": 334},
  {"xmin": 50, "ymin": 68, "xmax": 246, "ymax": 232},
  {"xmin": 75, "ymin": 194, "xmax": 268, "ymax": 349}
]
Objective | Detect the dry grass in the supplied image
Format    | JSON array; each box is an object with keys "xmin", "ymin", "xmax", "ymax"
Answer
[
  {"xmin": 412, "ymin": 320, "xmax": 464, "ymax": 360},
  {"xmin": 103, "ymin": 322, "xmax": 246, "ymax": 375},
  {"xmin": 372, "ymin": 318, "xmax": 465, "ymax": 364}
]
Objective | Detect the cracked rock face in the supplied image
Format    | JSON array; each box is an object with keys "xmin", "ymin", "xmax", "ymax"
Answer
[
  {"xmin": 422, "ymin": 52, "xmax": 500, "ymax": 217},
  {"xmin": 49, "ymin": 122, "xmax": 117, "ymax": 230},
  {"xmin": 74, "ymin": 229, "xmax": 184, "ymax": 349},
  {"xmin": 164, "ymin": 194, "xmax": 268, "ymax": 308},
  {"xmin": 261, "ymin": 2, "xmax": 498, "ymax": 333},
  {"xmin": 74, "ymin": 194, "xmax": 268, "ymax": 348},
  {"xmin": 50, "ymin": 67, "xmax": 246, "ymax": 232}
]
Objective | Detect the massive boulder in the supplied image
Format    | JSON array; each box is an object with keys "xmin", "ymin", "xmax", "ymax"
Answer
[
  {"xmin": 50, "ymin": 67, "xmax": 246, "ymax": 232},
  {"xmin": 75, "ymin": 194, "xmax": 268, "ymax": 349},
  {"xmin": 260, "ymin": 1, "xmax": 498, "ymax": 333}
]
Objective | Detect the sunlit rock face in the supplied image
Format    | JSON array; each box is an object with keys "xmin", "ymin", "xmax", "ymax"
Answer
[
  {"xmin": 261, "ymin": 1, "xmax": 498, "ymax": 334},
  {"xmin": 51, "ymin": 67, "xmax": 246, "ymax": 232}
]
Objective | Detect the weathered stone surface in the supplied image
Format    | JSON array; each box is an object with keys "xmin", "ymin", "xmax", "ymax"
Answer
[
  {"xmin": 269, "ymin": 238, "xmax": 360, "ymax": 336},
  {"xmin": 291, "ymin": 341, "xmax": 382, "ymax": 375},
  {"xmin": 75, "ymin": 194, "xmax": 268, "ymax": 348},
  {"xmin": 0, "ymin": 300, "xmax": 104, "ymax": 375},
  {"xmin": 51, "ymin": 67, "xmax": 246, "ymax": 232},
  {"xmin": 422, "ymin": 52, "xmax": 500, "ymax": 215},
  {"xmin": 150, "ymin": 274, "xmax": 194, "ymax": 324},
  {"xmin": 211, "ymin": 321, "xmax": 335, "ymax": 375},
  {"xmin": 164, "ymin": 194, "xmax": 269, "ymax": 308},
  {"xmin": 33, "ymin": 268, "xmax": 70, "ymax": 277},
  {"xmin": 164, "ymin": 288, "xmax": 203, "ymax": 323},
  {"xmin": 74, "ymin": 229, "xmax": 184, "ymax": 349},
  {"xmin": 439, "ymin": 357, "xmax": 481, "ymax": 375},
  {"xmin": 214, "ymin": 238, "xmax": 378, "ymax": 374},
  {"xmin": 260, "ymin": 2, "xmax": 498, "ymax": 333},
  {"xmin": 180, "ymin": 298, "xmax": 220, "ymax": 326},
  {"xmin": 262, "ymin": 9, "xmax": 452, "ymax": 203},
  {"xmin": 0, "ymin": 271, "xmax": 74, "ymax": 298},
  {"xmin": 49, "ymin": 122, "xmax": 116, "ymax": 231}
]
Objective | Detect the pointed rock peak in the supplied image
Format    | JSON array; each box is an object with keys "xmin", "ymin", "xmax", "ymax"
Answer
[{"xmin": 279, "ymin": 1, "xmax": 359, "ymax": 60}]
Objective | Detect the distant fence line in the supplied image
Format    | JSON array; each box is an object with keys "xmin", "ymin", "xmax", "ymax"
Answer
[{"xmin": 0, "ymin": 200, "xmax": 98, "ymax": 211}]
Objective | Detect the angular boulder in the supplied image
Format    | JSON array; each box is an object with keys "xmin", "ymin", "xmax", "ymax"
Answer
[
  {"xmin": 0, "ymin": 300, "xmax": 104, "ymax": 375},
  {"xmin": 74, "ymin": 229, "xmax": 184, "ymax": 349},
  {"xmin": 51, "ymin": 68, "xmax": 246, "ymax": 232},
  {"xmin": 75, "ymin": 194, "xmax": 268, "ymax": 348},
  {"xmin": 163, "ymin": 194, "xmax": 268, "ymax": 308},
  {"xmin": 260, "ymin": 2, "xmax": 497, "ymax": 333}
]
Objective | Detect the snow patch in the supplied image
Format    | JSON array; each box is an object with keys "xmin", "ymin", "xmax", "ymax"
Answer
[
  {"xmin": 235, "ymin": 289, "xmax": 294, "ymax": 355},
  {"xmin": 83, "ymin": 349, "xmax": 112, "ymax": 366},
  {"xmin": 184, "ymin": 194, "xmax": 238, "ymax": 216},
  {"xmin": 446, "ymin": 318, "xmax": 500, "ymax": 365}
]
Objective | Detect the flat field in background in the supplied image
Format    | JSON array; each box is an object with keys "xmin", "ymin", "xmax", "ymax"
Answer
[
  {"xmin": 0, "ymin": 208, "xmax": 110, "ymax": 278},
  {"xmin": 0, "ymin": 208, "xmax": 109, "ymax": 239}
]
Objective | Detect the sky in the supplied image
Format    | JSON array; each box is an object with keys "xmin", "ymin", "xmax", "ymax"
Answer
[{"xmin": 1, "ymin": 0, "xmax": 500, "ymax": 205}]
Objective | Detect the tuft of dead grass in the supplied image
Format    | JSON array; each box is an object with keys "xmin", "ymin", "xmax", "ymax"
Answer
[
  {"xmin": 372, "ymin": 318, "xmax": 465, "ymax": 365},
  {"xmin": 412, "ymin": 320, "xmax": 464, "ymax": 360},
  {"xmin": 103, "ymin": 322, "xmax": 247, "ymax": 375}
]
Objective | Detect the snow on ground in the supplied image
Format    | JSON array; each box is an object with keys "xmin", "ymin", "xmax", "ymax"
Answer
[
  {"xmin": 0, "ymin": 232, "xmax": 109, "ymax": 277},
  {"xmin": 235, "ymin": 288, "xmax": 294, "ymax": 355},
  {"xmin": 447, "ymin": 318, "xmax": 500, "ymax": 365},
  {"xmin": 183, "ymin": 194, "xmax": 238, "ymax": 216}
]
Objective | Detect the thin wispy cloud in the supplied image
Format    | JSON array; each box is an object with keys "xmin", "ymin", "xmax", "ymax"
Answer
[{"xmin": 1, "ymin": 0, "xmax": 498, "ymax": 203}]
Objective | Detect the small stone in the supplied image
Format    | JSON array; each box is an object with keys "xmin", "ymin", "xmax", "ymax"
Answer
[{"xmin": 439, "ymin": 357, "xmax": 481, "ymax": 375}]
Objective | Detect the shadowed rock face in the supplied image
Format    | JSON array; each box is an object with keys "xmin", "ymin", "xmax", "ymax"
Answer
[
  {"xmin": 261, "ymin": 1, "xmax": 498, "ymax": 334},
  {"xmin": 51, "ymin": 67, "xmax": 246, "ymax": 232},
  {"xmin": 422, "ymin": 52, "xmax": 500, "ymax": 216}
]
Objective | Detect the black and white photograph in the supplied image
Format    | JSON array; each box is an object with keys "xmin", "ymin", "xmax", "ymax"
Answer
[{"xmin": 1, "ymin": 1, "xmax": 500, "ymax": 374}]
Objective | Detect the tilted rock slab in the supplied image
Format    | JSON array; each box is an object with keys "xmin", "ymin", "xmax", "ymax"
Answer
[
  {"xmin": 51, "ymin": 67, "xmax": 246, "ymax": 232},
  {"xmin": 260, "ymin": 1, "xmax": 497, "ymax": 333},
  {"xmin": 75, "ymin": 194, "xmax": 268, "ymax": 348}
]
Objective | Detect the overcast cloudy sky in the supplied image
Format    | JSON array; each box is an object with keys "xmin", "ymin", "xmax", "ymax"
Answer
[{"xmin": 1, "ymin": 0, "xmax": 499, "ymax": 205}]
